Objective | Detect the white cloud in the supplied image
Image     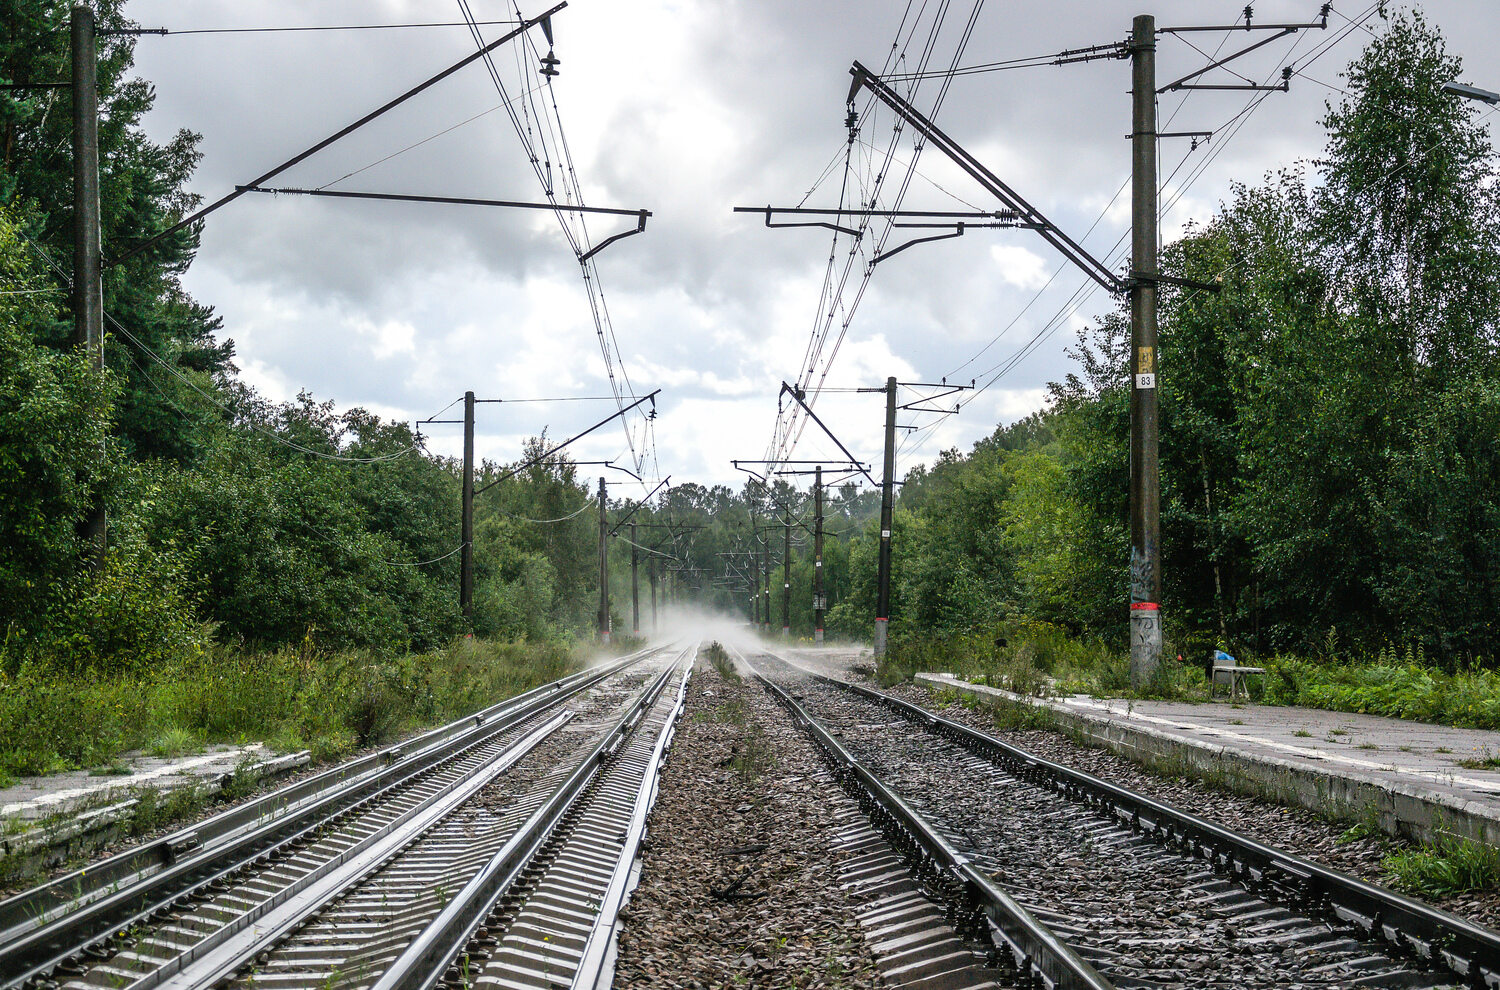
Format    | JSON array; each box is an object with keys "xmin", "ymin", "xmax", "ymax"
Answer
[
  {"xmin": 119, "ymin": 0, "xmax": 1500, "ymax": 485},
  {"xmin": 989, "ymin": 245, "xmax": 1051, "ymax": 291}
]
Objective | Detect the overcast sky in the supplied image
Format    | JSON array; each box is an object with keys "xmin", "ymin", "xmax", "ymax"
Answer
[{"xmin": 123, "ymin": 0, "xmax": 1499, "ymax": 494}]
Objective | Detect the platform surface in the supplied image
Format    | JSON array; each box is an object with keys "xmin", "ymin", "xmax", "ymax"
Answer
[{"xmin": 916, "ymin": 670, "xmax": 1500, "ymax": 829}]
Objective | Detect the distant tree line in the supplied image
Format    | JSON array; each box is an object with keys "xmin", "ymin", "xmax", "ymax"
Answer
[{"xmin": 3, "ymin": 5, "xmax": 1494, "ymax": 671}]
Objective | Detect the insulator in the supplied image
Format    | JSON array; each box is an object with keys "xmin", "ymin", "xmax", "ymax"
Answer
[{"xmin": 540, "ymin": 50, "xmax": 561, "ymax": 77}]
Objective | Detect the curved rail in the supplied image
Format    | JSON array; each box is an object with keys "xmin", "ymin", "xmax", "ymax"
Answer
[
  {"xmin": 0, "ymin": 642, "xmax": 673, "ymax": 990},
  {"xmin": 762, "ymin": 648, "xmax": 1500, "ymax": 990}
]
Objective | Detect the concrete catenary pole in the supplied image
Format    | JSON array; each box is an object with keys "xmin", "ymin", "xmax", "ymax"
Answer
[
  {"xmin": 597, "ymin": 477, "xmax": 610, "ymax": 643},
  {"xmin": 72, "ymin": 4, "xmax": 105, "ymax": 563},
  {"xmin": 749, "ymin": 508, "xmax": 760, "ymax": 629},
  {"xmin": 762, "ymin": 529, "xmax": 772, "ymax": 635},
  {"xmin": 874, "ymin": 376, "xmax": 897, "ymax": 656},
  {"xmin": 1129, "ymin": 14, "xmax": 1163, "ymax": 686},
  {"xmin": 814, "ymin": 465, "xmax": 825, "ymax": 643},
  {"xmin": 460, "ymin": 390, "xmax": 475, "ymax": 622},
  {"xmin": 649, "ymin": 555, "xmax": 657, "ymax": 635},
  {"xmin": 782, "ymin": 511, "xmax": 791, "ymax": 638},
  {"xmin": 630, "ymin": 521, "xmax": 640, "ymax": 635}
]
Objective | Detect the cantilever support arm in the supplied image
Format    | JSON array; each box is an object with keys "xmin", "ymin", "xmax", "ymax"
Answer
[
  {"xmin": 473, "ymin": 390, "xmax": 659, "ymax": 496},
  {"xmin": 873, "ymin": 223, "xmax": 965, "ymax": 265},
  {"xmin": 848, "ymin": 61, "xmax": 1125, "ymax": 295},
  {"xmin": 610, "ymin": 476, "xmax": 671, "ymax": 535},
  {"xmin": 778, "ymin": 383, "xmax": 879, "ymax": 489},
  {"xmin": 110, "ymin": 2, "xmax": 566, "ymax": 267},
  {"xmin": 580, "ymin": 210, "xmax": 651, "ymax": 263}
]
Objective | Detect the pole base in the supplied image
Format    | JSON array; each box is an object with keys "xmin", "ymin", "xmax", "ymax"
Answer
[
  {"xmin": 1129, "ymin": 603, "xmax": 1162, "ymax": 686},
  {"xmin": 815, "ymin": 628, "xmax": 824, "ymax": 644},
  {"xmin": 873, "ymin": 617, "xmax": 889, "ymax": 657}
]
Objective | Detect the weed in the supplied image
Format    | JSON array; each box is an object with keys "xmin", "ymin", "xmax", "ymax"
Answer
[
  {"xmin": 148, "ymin": 727, "xmax": 200, "ymax": 759},
  {"xmin": 1328, "ymin": 728, "xmax": 1349, "ymax": 736},
  {"xmin": 87, "ymin": 762, "xmax": 132, "ymax": 777},
  {"xmin": 1357, "ymin": 742, "xmax": 1379, "ymax": 750},
  {"xmin": 1262, "ymin": 649, "xmax": 1500, "ymax": 731},
  {"xmin": 730, "ymin": 728, "xmax": 776, "ymax": 783},
  {"xmin": 1338, "ymin": 805, "xmax": 1386, "ymax": 844},
  {"xmin": 1384, "ymin": 834, "xmax": 1500, "ymax": 898},
  {"xmin": 1293, "ymin": 729, "xmax": 1313, "ymax": 738},
  {"xmin": 1227, "ymin": 718, "xmax": 1245, "ymax": 725},
  {"xmin": 704, "ymin": 642, "xmax": 737, "ymax": 681},
  {"xmin": 1455, "ymin": 755, "xmax": 1500, "ymax": 770},
  {"xmin": 130, "ymin": 785, "xmax": 206, "ymax": 835},
  {"xmin": 1437, "ymin": 746, "xmax": 1454, "ymax": 754}
]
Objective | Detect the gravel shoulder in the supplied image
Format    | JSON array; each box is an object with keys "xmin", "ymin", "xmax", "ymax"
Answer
[
  {"xmin": 612, "ymin": 653, "xmax": 886, "ymax": 989},
  {"xmin": 884, "ymin": 681, "xmax": 1500, "ymax": 932}
]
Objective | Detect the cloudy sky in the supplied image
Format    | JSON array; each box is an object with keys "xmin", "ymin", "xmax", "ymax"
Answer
[{"xmin": 123, "ymin": 0, "xmax": 1499, "ymax": 494}]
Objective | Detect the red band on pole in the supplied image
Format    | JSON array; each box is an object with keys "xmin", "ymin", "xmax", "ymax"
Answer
[{"xmin": 1129, "ymin": 602, "xmax": 1159, "ymax": 610}]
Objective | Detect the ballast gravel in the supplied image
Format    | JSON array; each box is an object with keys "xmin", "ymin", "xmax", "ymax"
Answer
[
  {"xmin": 882, "ymin": 681, "xmax": 1500, "ymax": 934},
  {"xmin": 761, "ymin": 659, "xmax": 1442, "ymax": 989},
  {"xmin": 612, "ymin": 654, "xmax": 886, "ymax": 989}
]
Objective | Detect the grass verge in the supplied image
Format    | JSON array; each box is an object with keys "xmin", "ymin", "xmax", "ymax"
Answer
[{"xmin": 0, "ymin": 636, "xmax": 588, "ymax": 781}]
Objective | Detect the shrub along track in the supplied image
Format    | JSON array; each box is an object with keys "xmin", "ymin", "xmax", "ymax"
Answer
[
  {"xmin": 748, "ymin": 649, "xmax": 1500, "ymax": 990},
  {"xmin": 0, "ymin": 643, "xmax": 689, "ymax": 990}
]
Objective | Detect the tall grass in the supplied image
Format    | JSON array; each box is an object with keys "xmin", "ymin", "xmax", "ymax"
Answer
[
  {"xmin": 880, "ymin": 620, "xmax": 1206, "ymax": 700},
  {"xmin": 0, "ymin": 637, "xmax": 582, "ymax": 779},
  {"xmin": 1263, "ymin": 648, "xmax": 1500, "ymax": 730}
]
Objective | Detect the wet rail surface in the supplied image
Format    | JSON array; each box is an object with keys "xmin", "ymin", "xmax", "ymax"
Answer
[
  {"xmin": 747, "ymin": 649, "xmax": 1494, "ymax": 990},
  {"xmin": 1, "ymin": 643, "xmax": 692, "ymax": 990}
]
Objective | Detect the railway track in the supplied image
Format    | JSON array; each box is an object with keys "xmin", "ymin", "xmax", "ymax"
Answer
[
  {"xmin": 742, "ymin": 647, "xmax": 1500, "ymax": 990},
  {"xmin": 0, "ymin": 642, "xmax": 694, "ymax": 990}
]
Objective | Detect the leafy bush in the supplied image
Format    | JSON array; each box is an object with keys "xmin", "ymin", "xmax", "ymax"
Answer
[
  {"xmin": 32, "ymin": 536, "xmax": 208, "ymax": 674},
  {"xmin": 1262, "ymin": 649, "xmax": 1500, "ymax": 730}
]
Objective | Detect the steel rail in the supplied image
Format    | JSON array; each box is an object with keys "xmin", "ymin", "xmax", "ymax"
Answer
[
  {"xmin": 569, "ymin": 652, "xmax": 691, "ymax": 989},
  {"xmin": 733, "ymin": 646, "xmax": 1111, "ymax": 990},
  {"xmin": 764, "ymin": 651, "xmax": 1500, "ymax": 989},
  {"xmin": 153, "ymin": 712, "xmax": 573, "ymax": 990},
  {"xmin": 0, "ymin": 642, "xmax": 672, "ymax": 990},
  {"xmin": 371, "ymin": 644, "xmax": 695, "ymax": 990}
]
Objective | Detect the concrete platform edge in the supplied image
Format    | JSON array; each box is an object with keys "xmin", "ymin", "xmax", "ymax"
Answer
[
  {"xmin": 0, "ymin": 750, "xmax": 310, "ymax": 867},
  {"xmin": 912, "ymin": 672, "xmax": 1500, "ymax": 848}
]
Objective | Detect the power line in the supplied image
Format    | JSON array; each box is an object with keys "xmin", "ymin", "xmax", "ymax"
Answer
[{"xmin": 145, "ymin": 20, "xmax": 521, "ymax": 36}]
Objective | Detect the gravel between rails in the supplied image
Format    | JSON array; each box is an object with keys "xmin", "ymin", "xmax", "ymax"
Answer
[
  {"xmin": 881, "ymin": 681, "xmax": 1500, "ymax": 934},
  {"xmin": 761, "ymin": 660, "xmax": 1447, "ymax": 989},
  {"xmin": 612, "ymin": 656, "xmax": 887, "ymax": 989}
]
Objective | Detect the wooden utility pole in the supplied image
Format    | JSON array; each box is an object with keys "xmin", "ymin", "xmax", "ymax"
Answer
[
  {"xmin": 1129, "ymin": 13, "xmax": 1163, "ymax": 686},
  {"xmin": 72, "ymin": 4, "xmax": 105, "ymax": 564},
  {"xmin": 814, "ymin": 466, "xmax": 825, "ymax": 643},
  {"xmin": 630, "ymin": 522, "xmax": 640, "ymax": 636},
  {"xmin": 874, "ymin": 376, "xmax": 897, "ymax": 656},
  {"xmin": 782, "ymin": 512, "xmax": 791, "ymax": 638},
  {"xmin": 597, "ymin": 477, "xmax": 610, "ymax": 643},
  {"xmin": 460, "ymin": 390, "xmax": 475, "ymax": 621}
]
